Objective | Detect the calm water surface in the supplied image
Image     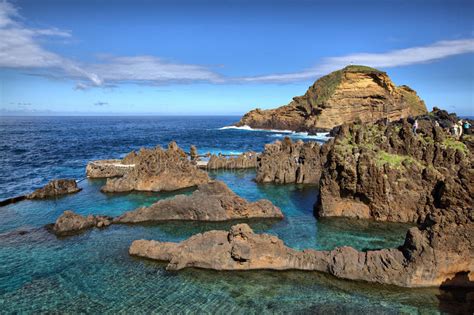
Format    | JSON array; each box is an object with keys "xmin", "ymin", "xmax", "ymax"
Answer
[{"xmin": 0, "ymin": 116, "xmax": 466, "ymax": 313}]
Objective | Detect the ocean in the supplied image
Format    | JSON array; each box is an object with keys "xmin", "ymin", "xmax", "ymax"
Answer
[{"xmin": 0, "ymin": 116, "xmax": 461, "ymax": 313}]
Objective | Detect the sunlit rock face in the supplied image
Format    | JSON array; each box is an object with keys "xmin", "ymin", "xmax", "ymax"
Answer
[{"xmin": 236, "ymin": 65, "xmax": 427, "ymax": 133}]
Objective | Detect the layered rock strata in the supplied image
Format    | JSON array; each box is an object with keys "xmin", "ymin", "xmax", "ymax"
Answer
[
  {"xmin": 256, "ymin": 138, "xmax": 326, "ymax": 184},
  {"xmin": 27, "ymin": 179, "xmax": 81, "ymax": 199},
  {"xmin": 316, "ymin": 119, "xmax": 473, "ymax": 223},
  {"xmin": 101, "ymin": 142, "xmax": 210, "ymax": 193},
  {"xmin": 117, "ymin": 180, "xmax": 283, "ymax": 223},
  {"xmin": 236, "ymin": 65, "xmax": 427, "ymax": 133},
  {"xmin": 204, "ymin": 152, "xmax": 258, "ymax": 170},
  {"xmin": 129, "ymin": 220, "xmax": 473, "ymax": 288}
]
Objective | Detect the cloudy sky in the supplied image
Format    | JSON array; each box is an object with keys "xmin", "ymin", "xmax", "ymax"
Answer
[{"xmin": 0, "ymin": 0, "xmax": 473, "ymax": 115}]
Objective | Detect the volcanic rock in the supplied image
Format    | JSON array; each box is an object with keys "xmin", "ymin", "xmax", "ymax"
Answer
[
  {"xmin": 130, "ymin": 219, "xmax": 473, "ymax": 288},
  {"xmin": 52, "ymin": 210, "xmax": 112, "ymax": 236},
  {"xmin": 116, "ymin": 180, "xmax": 283, "ymax": 223},
  {"xmin": 256, "ymin": 137, "xmax": 325, "ymax": 184},
  {"xmin": 86, "ymin": 159, "xmax": 135, "ymax": 178},
  {"xmin": 236, "ymin": 65, "xmax": 427, "ymax": 133},
  {"xmin": 204, "ymin": 152, "xmax": 258, "ymax": 170},
  {"xmin": 27, "ymin": 179, "xmax": 81, "ymax": 199},
  {"xmin": 316, "ymin": 118, "xmax": 473, "ymax": 223},
  {"xmin": 101, "ymin": 142, "xmax": 210, "ymax": 193}
]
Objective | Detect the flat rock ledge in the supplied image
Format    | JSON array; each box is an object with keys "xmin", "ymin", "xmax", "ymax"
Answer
[
  {"xmin": 86, "ymin": 159, "xmax": 135, "ymax": 178},
  {"xmin": 129, "ymin": 220, "xmax": 473, "ymax": 288},
  {"xmin": 101, "ymin": 142, "xmax": 210, "ymax": 193},
  {"xmin": 202, "ymin": 152, "xmax": 258, "ymax": 170},
  {"xmin": 117, "ymin": 180, "xmax": 283, "ymax": 223},
  {"xmin": 51, "ymin": 210, "xmax": 113, "ymax": 236},
  {"xmin": 49, "ymin": 181, "xmax": 282, "ymax": 236},
  {"xmin": 27, "ymin": 179, "xmax": 81, "ymax": 199}
]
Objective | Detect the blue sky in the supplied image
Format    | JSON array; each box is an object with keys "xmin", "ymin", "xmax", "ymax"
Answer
[{"xmin": 0, "ymin": 0, "xmax": 473, "ymax": 115}]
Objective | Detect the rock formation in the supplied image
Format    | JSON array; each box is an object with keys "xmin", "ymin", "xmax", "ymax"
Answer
[
  {"xmin": 101, "ymin": 142, "xmax": 210, "ymax": 193},
  {"xmin": 316, "ymin": 118, "xmax": 473, "ymax": 223},
  {"xmin": 51, "ymin": 210, "xmax": 112, "ymax": 236},
  {"xmin": 86, "ymin": 159, "xmax": 135, "ymax": 178},
  {"xmin": 204, "ymin": 152, "xmax": 258, "ymax": 170},
  {"xmin": 27, "ymin": 179, "xmax": 81, "ymax": 199},
  {"xmin": 117, "ymin": 180, "xmax": 283, "ymax": 223},
  {"xmin": 236, "ymin": 65, "xmax": 427, "ymax": 133},
  {"xmin": 256, "ymin": 137, "xmax": 325, "ymax": 184},
  {"xmin": 130, "ymin": 219, "xmax": 473, "ymax": 288}
]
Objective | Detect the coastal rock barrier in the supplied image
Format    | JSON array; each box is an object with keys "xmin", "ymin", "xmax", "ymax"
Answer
[{"xmin": 48, "ymin": 180, "xmax": 282, "ymax": 236}]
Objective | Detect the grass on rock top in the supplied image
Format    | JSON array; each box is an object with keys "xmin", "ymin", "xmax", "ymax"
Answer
[{"xmin": 442, "ymin": 138, "xmax": 468, "ymax": 155}]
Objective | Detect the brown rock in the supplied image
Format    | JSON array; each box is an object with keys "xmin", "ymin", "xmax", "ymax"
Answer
[
  {"xmin": 101, "ymin": 142, "xmax": 210, "ymax": 193},
  {"xmin": 236, "ymin": 65, "xmax": 427, "ymax": 133},
  {"xmin": 205, "ymin": 151, "xmax": 258, "ymax": 170},
  {"xmin": 27, "ymin": 179, "xmax": 81, "ymax": 199},
  {"xmin": 256, "ymin": 137, "xmax": 323, "ymax": 184},
  {"xmin": 86, "ymin": 159, "xmax": 135, "ymax": 178},
  {"xmin": 116, "ymin": 180, "xmax": 283, "ymax": 223},
  {"xmin": 51, "ymin": 210, "xmax": 113, "ymax": 236}
]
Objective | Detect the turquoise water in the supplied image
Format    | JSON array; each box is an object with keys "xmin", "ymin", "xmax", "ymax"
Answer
[{"xmin": 0, "ymin": 169, "xmax": 454, "ymax": 314}]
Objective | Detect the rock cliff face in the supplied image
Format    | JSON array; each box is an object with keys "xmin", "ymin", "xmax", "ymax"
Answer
[
  {"xmin": 27, "ymin": 179, "xmax": 81, "ymax": 199},
  {"xmin": 236, "ymin": 65, "xmax": 427, "ymax": 133},
  {"xmin": 256, "ymin": 138, "xmax": 326, "ymax": 184},
  {"xmin": 204, "ymin": 152, "xmax": 258, "ymax": 170},
  {"xmin": 101, "ymin": 142, "xmax": 209, "ymax": 193},
  {"xmin": 316, "ymin": 119, "xmax": 472, "ymax": 223},
  {"xmin": 129, "ymin": 219, "xmax": 473, "ymax": 288},
  {"xmin": 86, "ymin": 159, "xmax": 135, "ymax": 178},
  {"xmin": 117, "ymin": 180, "xmax": 283, "ymax": 223}
]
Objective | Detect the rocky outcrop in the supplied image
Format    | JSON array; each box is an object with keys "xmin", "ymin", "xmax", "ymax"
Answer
[
  {"xmin": 117, "ymin": 180, "xmax": 283, "ymax": 223},
  {"xmin": 51, "ymin": 210, "xmax": 112, "ymax": 236},
  {"xmin": 130, "ymin": 217, "xmax": 473, "ymax": 288},
  {"xmin": 101, "ymin": 142, "xmax": 210, "ymax": 193},
  {"xmin": 236, "ymin": 65, "xmax": 427, "ymax": 133},
  {"xmin": 256, "ymin": 137, "xmax": 326, "ymax": 184},
  {"xmin": 27, "ymin": 179, "xmax": 81, "ymax": 199},
  {"xmin": 204, "ymin": 152, "xmax": 258, "ymax": 170},
  {"xmin": 316, "ymin": 118, "xmax": 472, "ymax": 223},
  {"xmin": 86, "ymin": 159, "xmax": 135, "ymax": 178}
]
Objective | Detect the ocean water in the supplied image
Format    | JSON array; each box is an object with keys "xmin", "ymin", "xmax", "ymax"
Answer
[{"xmin": 0, "ymin": 116, "xmax": 466, "ymax": 313}]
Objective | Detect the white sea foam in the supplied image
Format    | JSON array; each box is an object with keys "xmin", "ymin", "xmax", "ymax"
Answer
[{"xmin": 219, "ymin": 125, "xmax": 294, "ymax": 133}]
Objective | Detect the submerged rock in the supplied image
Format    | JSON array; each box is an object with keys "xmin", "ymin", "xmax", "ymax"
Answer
[
  {"xmin": 52, "ymin": 210, "xmax": 112, "ymax": 236},
  {"xmin": 256, "ymin": 137, "xmax": 325, "ymax": 184},
  {"xmin": 27, "ymin": 179, "xmax": 81, "ymax": 199},
  {"xmin": 101, "ymin": 142, "xmax": 210, "ymax": 193},
  {"xmin": 130, "ymin": 219, "xmax": 473, "ymax": 288},
  {"xmin": 116, "ymin": 180, "xmax": 283, "ymax": 223},
  {"xmin": 236, "ymin": 65, "xmax": 427, "ymax": 133},
  {"xmin": 204, "ymin": 152, "xmax": 258, "ymax": 170}
]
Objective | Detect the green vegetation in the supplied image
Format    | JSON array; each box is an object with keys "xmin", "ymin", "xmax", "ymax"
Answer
[
  {"xmin": 311, "ymin": 69, "xmax": 343, "ymax": 106},
  {"xmin": 399, "ymin": 87, "xmax": 425, "ymax": 114},
  {"xmin": 442, "ymin": 138, "xmax": 468, "ymax": 154},
  {"xmin": 375, "ymin": 151, "xmax": 421, "ymax": 169},
  {"xmin": 342, "ymin": 65, "xmax": 384, "ymax": 74}
]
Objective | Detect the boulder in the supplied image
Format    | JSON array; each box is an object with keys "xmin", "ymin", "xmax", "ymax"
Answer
[
  {"xmin": 52, "ymin": 210, "xmax": 112, "ymax": 236},
  {"xmin": 101, "ymin": 142, "xmax": 210, "ymax": 193},
  {"xmin": 116, "ymin": 180, "xmax": 283, "ymax": 223},
  {"xmin": 236, "ymin": 65, "xmax": 427, "ymax": 133},
  {"xmin": 256, "ymin": 137, "xmax": 324, "ymax": 184},
  {"xmin": 27, "ymin": 179, "xmax": 81, "ymax": 199}
]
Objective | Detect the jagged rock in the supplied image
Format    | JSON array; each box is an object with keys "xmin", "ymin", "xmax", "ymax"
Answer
[
  {"xmin": 117, "ymin": 180, "xmax": 283, "ymax": 223},
  {"xmin": 101, "ymin": 142, "xmax": 210, "ymax": 193},
  {"xmin": 316, "ymin": 118, "xmax": 473, "ymax": 223},
  {"xmin": 189, "ymin": 145, "xmax": 198, "ymax": 161},
  {"xmin": 52, "ymin": 210, "xmax": 112, "ymax": 236},
  {"xmin": 204, "ymin": 152, "xmax": 258, "ymax": 170},
  {"xmin": 86, "ymin": 159, "xmax": 135, "ymax": 178},
  {"xmin": 27, "ymin": 179, "xmax": 81, "ymax": 199},
  {"xmin": 236, "ymin": 65, "xmax": 427, "ymax": 133},
  {"xmin": 256, "ymin": 137, "xmax": 325, "ymax": 184},
  {"xmin": 130, "ymin": 219, "xmax": 473, "ymax": 288}
]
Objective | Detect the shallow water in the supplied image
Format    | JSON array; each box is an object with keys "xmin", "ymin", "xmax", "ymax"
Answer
[{"xmin": 0, "ymin": 116, "xmax": 467, "ymax": 313}]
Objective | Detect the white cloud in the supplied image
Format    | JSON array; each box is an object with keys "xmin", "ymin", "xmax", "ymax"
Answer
[
  {"xmin": 0, "ymin": 1, "xmax": 473, "ymax": 88},
  {"xmin": 239, "ymin": 39, "xmax": 474, "ymax": 83}
]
